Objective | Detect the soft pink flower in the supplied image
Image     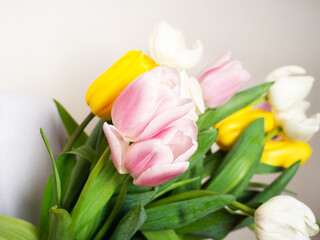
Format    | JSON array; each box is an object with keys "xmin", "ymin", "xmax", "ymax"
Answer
[
  {"xmin": 111, "ymin": 66, "xmax": 194, "ymax": 142},
  {"xmin": 104, "ymin": 119, "xmax": 198, "ymax": 187},
  {"xmin": 198, "ymin": 52, "xmax": 250, "ymax": 108}
]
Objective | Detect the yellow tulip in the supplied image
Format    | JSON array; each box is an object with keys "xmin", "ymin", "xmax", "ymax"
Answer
[
  {"xmin": 215, "ymin": 106, "xmax": 277, "ymax": 150},
  {"xmin": 261, "ymin": 140, "xmax": 312, "ymax": 168},
  {"xmin": 86, "ymin": 50, "xmax": 158, "ymax": 120}
]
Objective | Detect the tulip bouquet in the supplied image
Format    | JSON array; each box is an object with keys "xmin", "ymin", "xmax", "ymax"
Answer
[{"xmin": 1, "ymin": 21, "xmax": 320, "ymax": 240}]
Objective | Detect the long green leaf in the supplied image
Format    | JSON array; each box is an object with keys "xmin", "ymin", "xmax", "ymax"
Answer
[
  {"xmin": 53, "ymin": 100, "xmax": 88, "ymax": 148},
  {"xmin": 141, "ymin": 195, "xmax": 235, "ymax": 231},
  {"xmin": 255, "ymin": 162, "xmax": 285, "ymax": 174},
  {"xmin": 176, "ymin": 209, "xmax": 244, "ymax": 240},
  {"xmin": 206, "ymin": 118, "xmax": 264, "ymax": 193},
  {"xmin": 197, "ymin": 82, "xmax": 273, "ymax": 131},
  {"xmin": 142, "ymin": 230, "xmax": 180, "ymax": 240},
  {"xmin": 235, "ymin": 161, "xmax": 300, "ymax": 229},
  {"xmin": 48, "ymin": 208, "xmax": 73, "ymax": 240},
  {"xmin": 39, "ymin": 154, "xmax": 76, "ymax": 239},
  {"xmin": 66, "ymin": 145, "xmax": 97, "ymax": 164},
  {"xmin": 110, "ymin": 203, "xmax": 147, "ymax": 240},
  {"xmin": 0, "ymin": 215, "xmax": 40, "ymax": 240}
]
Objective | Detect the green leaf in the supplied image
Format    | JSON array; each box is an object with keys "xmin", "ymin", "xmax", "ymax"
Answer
[
  {"xmin": 153, "ymin": 177, "xmax": 200, "ymax": 200},
  {"xmin": 53, "ymin": 100, "xmax": 88, "ymax": 148},
  {"xmin": 0, "ymin": 215, "xmax": 40, "ymax": 240},
  {"xmin": 142, "ymin": 230, "xmax": 180, "ymax": 240},
  {"xmin": 62, "ymin": 120, "xmax": 104, "ymax": 211},
  {"xmin": 48, "ymin": 207, "xmax": 74, "ymax": 240},
  {"xmin": 71, "ymin": 151, "xmax": 124, "ymax": 240},
  {"xmin": 176, "ymin": 209, "xmax": 245, "ymax": 240},
  {"xmin": 251, "ymin": 161, "xmax": 300, "ymax": 202},
  {"xmin": 110, "ymin": 203, "xmax": 147, "ymax": 240},
  {"xmin": 66, "ymin": 145, "xmax": 97, "ymax": 164},
  {"xmin": 40, "ymin": 154, "xmax": 76, "ymax": 239},
  {"xmin": 255, "ymin": 162, "xmax": 285, "ymax": 174},
  {"xmin": 141, "ymin": 195, "xmax": 235, "ymax": 231},
  {"xmin": 246, "ymin": 182, "xmax": 296, "ymax": 195},
  {"xmin": 40, "ymin": 129, "xmax": 61, "ymax": 207},
  {"xmin": 235, "ymin": 161, "xmax": 300, "ymax": 229},
  {"xmin": 202, "ymin": 150, "xmax": 226, "ymax": 179},
  {"xmin": 206, "ymin": 119, "xmax": 264, "ymax": 193},
  {"xmin": 197, "ymin": 82, "xmax": 273, "ymax": 131}
]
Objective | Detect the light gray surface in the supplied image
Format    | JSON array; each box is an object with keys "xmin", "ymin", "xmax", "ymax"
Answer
[{"xmin": 0, "ymin": 1, "xmax": 319, "ymax": 239}]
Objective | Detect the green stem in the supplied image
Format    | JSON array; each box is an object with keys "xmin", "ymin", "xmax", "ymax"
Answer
[
  {"xmin": 93, "ymin": 176, "xmax": 132, "ymax": 240},
  {"xmin": 63, "ymin": 112, "xmax": 95, "ymax": 152},
  {"xmin": 263, "ymin": 126, "xmax": 282, "ymax": 144},
  {"xmin": 230, "ymin": 201, "xmax": 255, "ymax": 216},
  {"xmin": 251, "ymin": 95, "xmax": 268, "ymax": 106},
  {"xmin": 146, "ymin": 190, "xmax": 256, "ymax": 216}
]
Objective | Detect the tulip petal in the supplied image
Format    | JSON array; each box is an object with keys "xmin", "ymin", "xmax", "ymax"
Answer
[
  {"xmin": 103, "ymin": 123, "xmax": 129, "ymax": 173},
  {"xmin": 265, "ymin": 65, "xmax": 306, "ymax": 82},
  {"xmin": 133, "ymin": 162, "xmax": 189, "ymax": 187},
  {"xmin": 201, "ymin": 70, "xmax": 250, "ymax": 108},
  {"xmin": 149, "ymin": 21, "xmax": 203, "ymax": 70},
  {"xmin": 268, "ymin": 76, "xmax": 314, "ymax": 111},
  {"xmin": 124, "ymin": 139, "xmax": 173, "ymax": 179}
]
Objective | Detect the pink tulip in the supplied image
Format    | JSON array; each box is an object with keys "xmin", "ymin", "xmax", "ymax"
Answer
[
  {"xmin": 198, "ymin": 52, "xmax": 250, "ymax": 108},
  {"xmin": 111, "ymin": 66, "xmax": 194, "ymax": 142},
  {"xmin": 103, "ymin": 119, "xmax": 198, "ymax": 187}
]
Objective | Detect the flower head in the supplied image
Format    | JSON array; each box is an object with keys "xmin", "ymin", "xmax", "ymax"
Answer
[{"xmin": 254, "ymin": 196, "xmax": 319, "ymax": 240}]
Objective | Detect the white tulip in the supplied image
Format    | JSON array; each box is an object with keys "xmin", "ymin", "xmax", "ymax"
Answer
[
  {"xmin": 149, "ymin": 21, "xmax": 203, "ymax": 70},
  {"xmin": 0, "ymin": 92, "xmax": 66, "ymax": 225},
  {"xmin": 254, "ymin": 196, "xmax": 319, "ymax": 240},
  {"xmin": 266, "ymin": 66, "xmax": 314, "ymax": 112},
  {"xmin": 179, "ymin": 70, "xmax": 205, "ymax": 121}
]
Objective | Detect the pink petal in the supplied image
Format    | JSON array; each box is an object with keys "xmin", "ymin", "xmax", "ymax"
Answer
[
  {"xmin": 135, "ymin": 98, "xmax": 194, "ymax": 141},
  {"xmin": 133, "ymin": 162, "xmax": 189, "ymax": 187},
  {"xmin": 198, "ymin": 52, "xmax": 232, "ymax": 81},
  {"xmin": 201, "ymin": 70, "xmax": 250, "ymax": 108},
  {"xmin": 103, "ymin": 123, "xmax": 129, "ymax": 174},
  {"xmin": 124, "ymin": 139, "xmax": 173, "ymax": 179},
  {"xmin": 111, "ymin": 71, "xmax": 158, "ymax": 138}
]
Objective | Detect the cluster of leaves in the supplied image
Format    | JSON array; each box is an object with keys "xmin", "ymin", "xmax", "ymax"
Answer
[{"xmin": 0, "ymin": 82, "xmax": 300, "ymax": 240}]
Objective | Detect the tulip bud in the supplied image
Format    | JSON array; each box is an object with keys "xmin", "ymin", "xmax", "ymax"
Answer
[
  {"xmin": 260, "ymin": 139, "xmax": 312, "ymax": 168},
  {"xmin": 215, "ymin": 106, "xmax": 277, "ymax": 150},
  {"xmin": 86, "ymin": 50, "xmax": 157, "ymax": 120},
  {"xmin": 198, "ymin": 52, "xmax": 251, "ymax": 109},
  {"xmin": 148, "ymin": 21, "xmax": 203, "ymax": 70},
  {"xmin": 254, "ymin": 196, "xmax": 319, "ymax": 240}
]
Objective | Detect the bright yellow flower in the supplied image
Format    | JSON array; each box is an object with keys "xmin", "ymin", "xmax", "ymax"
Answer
[
  {"xmin": 261, "ymin": 140, "xmax": 312, "ymax": 168},
  {"xmin": 86, "ymin": 50, "xmax": 158, "ymax": 120},
  {"xmin": 215, "ymin": 106, "xmax": 277, "ymax": 150}
]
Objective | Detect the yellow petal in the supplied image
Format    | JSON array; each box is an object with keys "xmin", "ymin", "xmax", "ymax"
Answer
[
  {"xmin": 86, "ymin": 50, "xmax": 158, "ymax": 120},
  {"xmin": 261, "ymin": 140, "xmax": 312, "ymax": 168}
]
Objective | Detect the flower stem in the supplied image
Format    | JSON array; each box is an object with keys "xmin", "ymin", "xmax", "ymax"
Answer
[
  {"xmin": 63, "ymin": 112, "xmax": 95, "ymax": 152},
  {"xmin": 93, "ymin": 175, "xmax": 132, "ymax": 240},
  {"xmin": 263, "ymin": 126, "xmax": 282, "ymax": 144},
  {"xmin": 251, "ymin": 96, "xmax": 268, "ymax": 106},
  {"xmin": 230, "ymin": 201, "xmax": 255, "ymax": 216}
]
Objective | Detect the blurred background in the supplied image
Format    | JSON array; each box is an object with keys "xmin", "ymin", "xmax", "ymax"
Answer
[{"xmin": 0, "ymin": 0, "xmax": 319, "ymax": 239}]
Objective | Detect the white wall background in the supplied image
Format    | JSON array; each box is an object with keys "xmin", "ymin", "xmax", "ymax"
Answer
[{"xmin": 0, "ymin": 0, "xmax": 319, "ymax": 239}]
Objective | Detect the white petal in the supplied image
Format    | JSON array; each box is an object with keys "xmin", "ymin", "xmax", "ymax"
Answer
[
  {"xmin": 265, "ymin": 65, "xmax": 306, "ymax": 82},
  {"xmin": 149, "ymin": 21, "xmax": 203, "ymax": 70},
  {"xmin": 268, "ymin": 76, "xmax": 314, "ymax": 111}
]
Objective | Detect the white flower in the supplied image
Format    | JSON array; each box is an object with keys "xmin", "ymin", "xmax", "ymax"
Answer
[
  {"xmin": 266, "ymin": 66, "xmax": 314, "ymax": 112},
  {"xmin": 179, "ymin": 70, "xmax": 205, "ymax": 121},
  {"xmin": 0, "ymin": 92, "xmax": 66, "ymax": 224},
  {"xmin": 254, "ymin": 196, "xmax": 319, "ymax": 240},
  {"xmin": 148, "ymin": 21, "xmax": 203, "ymax": 70}
]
